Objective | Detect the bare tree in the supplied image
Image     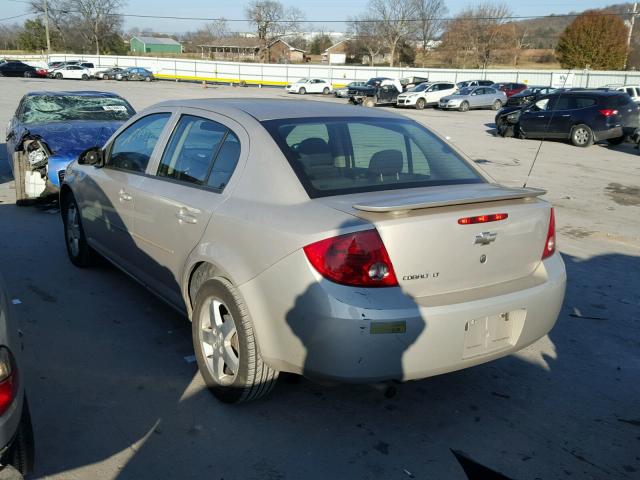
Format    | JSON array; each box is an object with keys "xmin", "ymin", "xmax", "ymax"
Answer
[
  {"xmin": 348, "ymin": 16, "xmax": 386, "ymax": 66},
  {"xmin": 245, "ymin": 0, "xmax": 305, "ymax": 62},
  {"xmin": 506, "ymin": 23, "xmax": 529, "ymax": 66},
  {"xmin": 439, "ymin": 2, "xmax": 512, "ymax": 69},
  {"xmin": 30, "ymin": 0, "xmax": 124, "ymax": 54},
  {"xmin": 368, "ymin": 0, "xmax": 418, "ymax": 67},
  {"xmin": 412, "ymin": 0, "xmax": 447, "ymax": 66},
  {"xmin": 71, "ymin": 0, "xmax": 124, "ymax": 55}
]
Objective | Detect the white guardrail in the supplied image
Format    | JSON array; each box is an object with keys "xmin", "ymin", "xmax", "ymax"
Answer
[{"xmin": 4, "ymin": 53, "xmax": 640, "ymax": 88}]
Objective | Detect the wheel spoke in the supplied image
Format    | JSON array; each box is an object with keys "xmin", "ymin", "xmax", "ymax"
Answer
[
  {"xmin": 220, "ymin": 315, "xmax": 235, "ymax": 340},
  {"xmin": 211, "ymin": 300, "xmax": 224, "ymax": 328},
  {"xmin": 222, "ymin": 346, "xmax": 239, "ymax": 375},
  {"xmin": 211, "ymin": 354, "xmax": 226, "ymax": 381}
]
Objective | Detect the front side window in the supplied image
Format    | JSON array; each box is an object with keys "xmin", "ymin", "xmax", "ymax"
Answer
[
  {"xmin": 263, "ymin": 117, "xmax": 483, "ymax": 198},
  {"xmin": 158, "ymin": 115, "xmax": 227, "ymax": 185},
  {"xmin": 108, "ymin": 113, "xmax": 171, "ymax": 173}
]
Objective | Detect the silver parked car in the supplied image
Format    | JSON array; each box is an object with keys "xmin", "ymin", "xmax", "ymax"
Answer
[
  {"xmin": 61, "ymin": 99, "xmax": 566, "ymax": 403},
  {"xmin": 439, "ymin": 86, "xmax": 507, "ymax": 112},
  {"xmin": 0, "ymin": 275, "xmax": 35, "ymax": 478}
]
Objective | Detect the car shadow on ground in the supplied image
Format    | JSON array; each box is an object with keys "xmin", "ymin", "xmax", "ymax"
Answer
[{"xmin": 0, "ymin": 182, "xmax": 638, "ymax": 479}]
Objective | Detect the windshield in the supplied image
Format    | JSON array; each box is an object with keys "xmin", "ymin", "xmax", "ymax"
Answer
[
  {"xmin": 295, "ymin": 78, "xmax": 309, "ymax": 83},
  {"xmin": 21, "ymin": 95, "xmax": 136, "ymax": 124},
  {"xmin": 455, "ymin": 88, "xmax": 473, "ymax": 95},
  {"xmin": 408, "ymin": 83, "xmax": 429, "ymax": 93},
  {"xmin": 262, "ymin": 117, "xmax": 483, "ymax": 198}
]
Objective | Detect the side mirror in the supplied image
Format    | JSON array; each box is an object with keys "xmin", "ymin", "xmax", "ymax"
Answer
[{"xmin": 78, "ymin": 147, "xmax": 104, "ymax": 167}]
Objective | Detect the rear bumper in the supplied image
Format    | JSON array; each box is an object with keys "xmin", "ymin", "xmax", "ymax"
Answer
[
  {"xmin": 240, "ymin": 251, "xmax": 566, "ymax": 383},
  {"xmin": 594, "ymin": 126, "xmax": 624, "ymax": 141}
]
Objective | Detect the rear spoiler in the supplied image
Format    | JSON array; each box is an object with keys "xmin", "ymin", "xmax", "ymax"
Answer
[{"xmin": 352, "ymin": 186, "xmax": 546, "ymax": 213}]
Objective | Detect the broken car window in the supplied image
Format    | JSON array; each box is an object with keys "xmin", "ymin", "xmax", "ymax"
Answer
[{"xmin": 21, "ymin": 95, "xmax": 135, "ymax": 124}]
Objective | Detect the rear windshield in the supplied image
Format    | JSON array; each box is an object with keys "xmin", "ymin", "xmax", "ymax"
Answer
[
  {"xmin": 21, "ymin": 95, "xmax": 136, "ymax": 124},
  {"xmin": 262, "ymin": 117, "xmax": 483, "ymax": 198}
]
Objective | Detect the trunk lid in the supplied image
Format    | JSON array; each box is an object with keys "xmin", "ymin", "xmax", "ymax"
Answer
[{"xmin": 318, "ymin": 184, "xmax": 551, "ymax": 298}]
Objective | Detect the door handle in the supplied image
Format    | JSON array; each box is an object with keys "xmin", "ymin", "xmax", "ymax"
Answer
[
  {"xmin": 118, "ymin": 189, "xmax": 133, "ymax": 202},
  {"xmin": 537, "ymin": 115, "xmax": 545, "ymax": 118},
  {"xmin": 176, "ymin": 209, "xmax": 198, "ymax": 225},
  {"xmin": 561, "ymin": 114, "xmax": 571, "ymax": 117}
]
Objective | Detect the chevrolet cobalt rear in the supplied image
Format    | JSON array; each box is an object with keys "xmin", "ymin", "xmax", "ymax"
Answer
[{"xmin": 60, "ymin": 100, "xmax": 566, "ymax": 403}]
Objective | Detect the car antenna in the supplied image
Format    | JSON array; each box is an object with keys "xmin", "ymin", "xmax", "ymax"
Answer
[{"xmin": 523, "ymin": 69, "xmax": 572, "ymax": 188}]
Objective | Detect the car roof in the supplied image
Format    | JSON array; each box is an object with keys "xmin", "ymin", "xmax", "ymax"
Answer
[
  {"xmin": 549, "ymin": 90, "xmax": 625, "ymax": 97},
  {"xmin": 24, "ymin": 91, "xmax": 124, "ymax": 98},
  {"xmin": 153, "ymin": 98, "xmax": 404, "ymax": 121}
]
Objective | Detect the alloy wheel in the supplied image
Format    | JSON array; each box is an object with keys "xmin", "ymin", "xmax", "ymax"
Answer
[
  {"xmin": 66, "ymin": 204, "xmax": 81, "ymax": 258},
  {"xmin": 574, "ymin": 128, "xmax": 589, "ymax": 145},
  {"xmin": 199, "ymin": 298, "xmax": 239, "ymax": 386}
]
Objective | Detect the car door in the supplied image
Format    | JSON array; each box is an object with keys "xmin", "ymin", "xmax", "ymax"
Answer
[
  {"xmin": 469, "ymin": 87, "xmax": 483, "ymax": 107},
  {"xmin": 77, "ymin": 112, "xmax": 173, "ymax": 270},
  {"xmin": 519, "ymin": 97, "xmax": 554, "ymax": 137},
  {"xmin": 548, "ymin": 96, "xmax": 586, "ymax": 138},
  {"xmin": 128, "ymin": 109, "xmax": 245, "ymax": 308}
]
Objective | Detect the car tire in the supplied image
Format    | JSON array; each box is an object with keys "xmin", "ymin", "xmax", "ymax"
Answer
[
  {"xmin": 607, "ymin": 136, "xmax": 625, "ymax": 145},
  {"xmin": 363, "ymin": 97, "xmax": 376, "ymax": 108},
  {"xmin": 416, "ymin": 98, "xmax": 426, "ymax": 110},
  {"xmin": 570, "ymin": 124, "xmax": 594, "ymax": 147},
  {"xmin": 492, "ymin": 99, "xmax": 502, "ymax": 110},
  {"xmin": 459, "ymin": 101, "xmax": 469, "ymax": 112},
  {"xmin": 298, "ymin": 87, "xmax": 306, "ymax": 95},
  {"xmin": 62, "ymin": 192, "xmax": 95, "ymax": 267},
  {"xmin": 81, "ymin": 74, "xmax": 88, "ymax": 80},
  {"xmin": 23, "ymin": 71, "xmax": 32, "ymax": 78},
  {"xmin": 145, "ymin": 76, "xmax": 151, "ymax": 82},
  {"xmin": 191, "ymin": 274, "xmax": 279, "ymax": 404},
  {"xmin": 2, "ymin": 397, "xmax": 35, "ymax": 476},
  {"xmin": 322, "ymin": 87, "xmax": 330, "ymax": 95},
  {"xmin": 55, "ymin": 73, "xmax": 62, "ymax": 79}
]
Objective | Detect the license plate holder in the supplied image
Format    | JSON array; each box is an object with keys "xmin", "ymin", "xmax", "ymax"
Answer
[{"xmin": 463, "ymin": 311, "xmax": 519, "ymax": 359}]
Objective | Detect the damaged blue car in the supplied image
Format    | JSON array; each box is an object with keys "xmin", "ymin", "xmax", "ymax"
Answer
[{"xmin": 5, "ymin": 91, "xmax": 135, "ymax": 204}]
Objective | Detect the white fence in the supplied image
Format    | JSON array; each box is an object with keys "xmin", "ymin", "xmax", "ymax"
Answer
[{"xmin": 6, "ymin": 53, "xmax": 640, "ymax": 88}]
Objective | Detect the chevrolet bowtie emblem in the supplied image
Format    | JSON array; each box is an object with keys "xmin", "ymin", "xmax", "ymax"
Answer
[{"xmin": 474, "ymin": 231, "xmax": 497, "ymax": 245}]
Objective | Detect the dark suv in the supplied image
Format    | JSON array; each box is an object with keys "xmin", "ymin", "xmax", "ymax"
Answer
[{"xmin": 495, "ymin": 90, "xmax": 639, "ymax": 147}]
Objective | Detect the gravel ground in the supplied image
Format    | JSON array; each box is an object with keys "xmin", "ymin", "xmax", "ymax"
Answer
[{"xmin": 0, "ymin": 77, "xmax": 638, "ymax": 480}]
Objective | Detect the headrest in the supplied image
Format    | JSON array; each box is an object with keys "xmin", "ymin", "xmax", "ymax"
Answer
[{"xmin": 369, "ymin": 149, "xmax": 403, "ymax": 176}]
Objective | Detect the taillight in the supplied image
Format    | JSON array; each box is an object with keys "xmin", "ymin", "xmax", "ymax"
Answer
[
  {"xmin": 303, "ymin": 229, "xmax": 398, "ymax": 287},
  {"xmin": 599, "ymin": 109, "xmax": 618, "ymax": 117},
  {"xmin": 0, "ymin": 347, "xmax": 18, "ymax": 416},
  {"xmin": 458, "ymin": 213, "xmax": 508, "ymax": 225},
  {"xmin": 542, "ymin": 208, "xmax": 556, "ymax": 259}
]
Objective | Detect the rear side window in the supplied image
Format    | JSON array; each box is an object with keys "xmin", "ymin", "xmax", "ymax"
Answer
[
  {"xmin": 575, "ymin": 97, "xmax": 597, "ymax": 108},
  {"xmin": 157, "ymin": 115, "xmax": 240, "ymax": 190},
  {"xmin": 263, "ymin": 117, "xmax": 483, "ymax": 198}
]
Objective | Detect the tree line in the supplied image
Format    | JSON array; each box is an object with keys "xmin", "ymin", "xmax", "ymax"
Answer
[{"xmin": 0, "ymin": 0, "xmax": 632, "ymax": 71}]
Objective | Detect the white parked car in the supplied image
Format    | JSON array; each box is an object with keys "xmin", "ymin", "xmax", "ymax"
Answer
[
  {"xmin": 396, "ymin": 81, "xmax": 458, "ymax": 109},
  {"xmin": 286, "ymin": 78, "xmax": 333, "ymax": 95},
  {"xmin": 610, "ymin": 85, "xmax": 640, "ymax": 103},
  {"xmin": 50, "ymin": 64, "xmax": 92, "ymax": 80}
]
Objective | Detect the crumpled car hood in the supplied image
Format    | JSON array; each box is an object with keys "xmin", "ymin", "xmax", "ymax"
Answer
[{"xmin": 24, "ymin": 120, "xmax": 124, "ymax": 155}]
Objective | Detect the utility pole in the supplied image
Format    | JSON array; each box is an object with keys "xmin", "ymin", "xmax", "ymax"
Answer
[
  {"xmin": 43, "ymin": 0, "xmax": 51, "ymax": 57},
  {"xmin": 625, "ymin": 2, "xmax": 638, "ymax": 70}
]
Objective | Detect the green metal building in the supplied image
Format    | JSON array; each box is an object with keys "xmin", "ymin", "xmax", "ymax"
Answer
[{"xmin": 130, "ymin": 36, "xmax": 182, "ymax": 55}]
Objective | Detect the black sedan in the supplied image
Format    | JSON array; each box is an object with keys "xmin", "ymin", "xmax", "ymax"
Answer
[
  {"xmin": 0, "ymin": 61, "xmax": 38, "ymax": 78},
  {"xmin": 495, "ymin": 90, "xmax": 638, "ymax": 147}
]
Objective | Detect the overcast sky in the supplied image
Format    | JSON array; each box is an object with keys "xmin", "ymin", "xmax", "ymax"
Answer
[{"xmin": 0, "ymin": 0, "xmax": 627, "ymax": 34}]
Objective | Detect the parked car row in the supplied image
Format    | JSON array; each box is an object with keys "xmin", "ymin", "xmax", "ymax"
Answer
[{"xmin": 0, "ymin": 59, "xmax": 155, "ymax": 82}]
